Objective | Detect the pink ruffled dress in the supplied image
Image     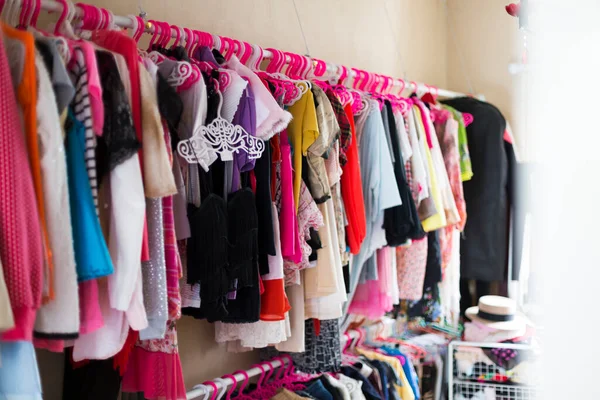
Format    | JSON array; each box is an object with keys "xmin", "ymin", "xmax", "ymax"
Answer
[{"xmin": 348, "ymin": 247, "xmax": 395, "ymax": 318}]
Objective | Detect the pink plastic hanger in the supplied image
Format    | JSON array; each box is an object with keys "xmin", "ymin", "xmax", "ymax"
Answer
[
  {"xmin": 183, "ymin": 27, "xmax": 194, "ymax": 53},
  {"xmin": 29, "ymin": 0, "xmax": 41, "ymax": 27},
  {"xmin": 160, "ymin": 21, "xmax": 172, "ymax": 48},
  {"xmin": 53, "ymin": 0, "xmax": 79, "ymax": 39},
  {"xmin": 261, "ymin": 360, "xmax": 288, "ymax": 398},
  {"xmin": 147, "ymin": 19, "xmax": 162, "ymax": 50},
  {"xmin": 379, "ymin": 76, "xmax": 391, "ymax": 95},
  {"xmin": 76, "ymin": 3, "xmax": 94, "ymax": 31},
  {"xmin": 360, "ymin": 70, "xmax": 372, "ymax": 92},
  {"xmin": 350, "ymin": 68, "xmax": 361, "ymax": 90},
  {"xmin": 271, "ymin": 357, "xmax": 287, "ymax": 382},
  {"xmin": 238, "ymin": 41, "xmax": 253, "ymax": 65},
  {"xmin": 312, "ymin": 58, "xmax": 327, "ymax": 78},
  {"xmin": 369, "ymin": 74, "xmax": 381, "ymax": 93},
  {"xmin": 279, "ymin": 355, "xmax": 311, "ymax": 389},
  {"xmin": 265, "ymin": 48, "xmax": 284, "ymax": 73},
  {"xmin": 220, "ymin": 374, "xmax": 238, "ymax": 400},
  {"xmin": 17, "ymin": 0, "xmax": 31, "ymax": 28},
  {"xmin": 293, "ymin": 54, "xmax": 307, "ymax": 79},
  {"xmin": 55, "ymin": 0, "xmax": 73, "ymax": 35},
  {"xmin": 232, "ymin": 39, "xmax": 243, "ymax": 59},
  {"xmin": 364, "ymin": 71, "xmax": 376, "ymax": 92},
  {"xmin": 218, "ymin": 35, "xmax": 228, "ymax": 54},
  {"xmin": 301, "ymin": 55, "xmax": 313, "ymax": 79},
  {"xmin": 283, "ymin": 52, "xmax": 298, "ymax": 78},
  {"xmin": 337, "ymin": 65, "xmax": 348, "ymax": 85},
  {"xmin": 160, "ymin": 21, "xmax": 172, "ymax": 46},
  {"xmin": 232, "ymin": 370, "xmax": 250, "ymax": 399},
  {"xmin": 101, "ymin": 8, "xmax": 112, "ymax": 29},
  {"xmin": 188, "ymin": 30, "xmax": 199, "ymax": 55},
  {"xmin": 130, "ymin": 15, "xmax": 145, "ymax": 43},
  {"xmin": 202, "ymin": 381, "xmax": 219, "ymax": 400},
  {"xmin": 247, "ymin": 44, "xmax": 263, "ymax": 70},
  {"xmin": 171, "ymin": 24, "xmax": 182, "ymax": 47},
  {"xmin": 297, "ymin": 55, "xmax": 310, "ymax": 79},
  {"xmin": 247, "ymin": 363, "xmax": 267, "ymax": 399},
  {"xmin": 164, "ymin": 23, "xmax": 176, "ymax": 47},
  {"xmin": 219, "ymin": 36, "xmax": 234, "ymax": 60},
  {"xmin": 152, "ymin": 20, "xmax": 163, "ymax": 46}
]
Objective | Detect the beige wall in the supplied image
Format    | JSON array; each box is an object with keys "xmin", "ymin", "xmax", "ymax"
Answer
[
  {"xmin": 445, "ymin": 0, "xmax": 523, "ymax": 145},
  {"xmin": 88, "ymin": 0, "xmax": 449, "ymax": 86},
  {"xmin": 37, "ymin": 1, "xmax": 450, "ymax": 399}
]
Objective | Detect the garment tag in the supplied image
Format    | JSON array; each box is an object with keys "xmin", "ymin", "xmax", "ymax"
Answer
[
  {"xmin": 227, "ymin": 279, "xmax": 238, "ymax": 300},
  {"xmin": 358, "ymin": 362, "xmax": 373, "ymax": 378}
]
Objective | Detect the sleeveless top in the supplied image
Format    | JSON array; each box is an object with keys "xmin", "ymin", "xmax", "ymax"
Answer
[{"xmin": 65, "ymin": 111, "xmax": 114, "ymax": 281}]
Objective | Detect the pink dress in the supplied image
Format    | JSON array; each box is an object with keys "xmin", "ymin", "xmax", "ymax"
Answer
[
  {"xmin": 283, "ymin": 182, "xmax": 324, "ymax": 286},
  {"xmin": 396, "ymin": 238, "xmax": 428, "ymax": 301},
  {"xmin": 348, "ymin": 247, "xmax": 394, "ymax": 319},
  {"xmin": 0, "ymin": 29, "xmax": 44, "ymax": 342},
  {"xmin": 278, "ymin": 130, "xmax": 301, "ymax": 263}
]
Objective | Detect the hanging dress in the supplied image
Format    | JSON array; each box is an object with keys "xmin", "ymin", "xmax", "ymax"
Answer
[
  {"xmin": 0, "ymin": 26, "xmax": 43, "ymax": 342},
  {"xmin": 32, "ymin": 48, "xmax": 80, "ymax": 340}
]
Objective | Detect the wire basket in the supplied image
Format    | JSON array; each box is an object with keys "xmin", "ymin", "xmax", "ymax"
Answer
[
  {"xmin": 448, "ymin": 341, "xmax": 539, "ymax": 400},
  {"xmin": 453, "ymin": 380, "xmax": 538, "ymax": 400}
]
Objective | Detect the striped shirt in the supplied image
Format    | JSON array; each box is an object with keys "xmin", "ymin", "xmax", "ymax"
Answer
[{"xmin": 68, "ymin": 48, "xmax": 98, "ymax": 212}]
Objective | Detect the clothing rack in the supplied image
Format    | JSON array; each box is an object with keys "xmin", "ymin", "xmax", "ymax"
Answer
[
  {"xmin": 185, "ymin": 318, "xmax": 398, "ymax": 399},
  {"xmin": 34, "ymin": 0, "xmax": 470, "ymax": 99}
]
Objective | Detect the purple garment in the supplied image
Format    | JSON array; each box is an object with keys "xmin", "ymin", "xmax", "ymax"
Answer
[
  {"xmin": 193, "ymin": 46, "xmax": 220, "ymax": 67},
  {"xmin": 192, "ymin": 47, "xmax": 257, "ymax": 192},
  {"xmin": 231, "ymin": 85, "xmax": 256, "ymax": 190}
]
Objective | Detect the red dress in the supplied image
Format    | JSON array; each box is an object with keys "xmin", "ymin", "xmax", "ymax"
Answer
[{"xmin": 340, "ymin": 104, "xmax": 366, "ymax": 255}]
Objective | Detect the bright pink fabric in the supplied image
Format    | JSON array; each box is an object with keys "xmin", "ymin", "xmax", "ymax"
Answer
[
  {"xmin": 348, "ymin": 247, "xmax": 394, "ymax": 319},
  {"xmin": 79, "ymin": 41, "xmax": 104, "ymax": 136},
  {"xmin": 164, "ymin": 195, "xmax": 182, "ymax": 321},
  {"xmin": 33, "ymin": 338, "xmax": 64, "ymax": 352},
  {"xmin": 278, "ymin": 130, "xmax": 301, "ymax": 263},
  {"xmin": 414, "ymin": 100, "xmax": 434, "ymax": 149},
  {"xmin": 0, "ymin": 29, "xmax": 44, "ymax": 342},
  {"xmin": 77, "ymin": 279, "xmax": 104, "ymax": 335},
  {"xmin": 162, "ymin": 123, "xmax": 182, "ymax": 320},
  {"xmin": 122, "ymin": 329, "xmax": 187, "ymax": 400}
]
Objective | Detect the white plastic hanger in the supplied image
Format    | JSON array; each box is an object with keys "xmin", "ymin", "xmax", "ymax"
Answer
[{"xmin": 177, "ymin": 82, "xmax": 265, "ymax": 167}]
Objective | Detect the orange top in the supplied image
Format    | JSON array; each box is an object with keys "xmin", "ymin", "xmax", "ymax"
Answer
[{"xmin": 3, "ymin": 24, "xmax": 54, "ymax": 301}]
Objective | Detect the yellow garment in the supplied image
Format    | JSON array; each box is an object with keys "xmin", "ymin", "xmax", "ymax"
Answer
[
  {"xmin": 357, "ymin": 347, "xmax": 415, "ymax": 400},
  {"xmin": 287, "ymin": 84, "xmax": 319, "ymax": 210},
  {"xmin": 414, "ymin": 106, "xmax": 446, "ymax": 232}
]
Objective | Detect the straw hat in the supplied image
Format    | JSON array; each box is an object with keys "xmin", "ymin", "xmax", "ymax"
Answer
[{"xmin": 465, "ymin": 295, "xmax": 526, "ymax": 331}]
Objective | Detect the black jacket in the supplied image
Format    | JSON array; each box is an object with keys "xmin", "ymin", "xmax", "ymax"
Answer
[{"xmin": 442, "ymin": 97, "xmax": 516, "ymax": 281}]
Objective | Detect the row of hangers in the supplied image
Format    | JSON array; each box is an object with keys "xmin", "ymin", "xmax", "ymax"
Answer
[
  {"xmin": 342, "ymin": 320, "xmax": 429, "ymax": 365},
  {"xmin": 190, "ymin": 319, "xmax": 452, "ymax": 400},
  {"xmin": 192, "ymin": 355, "xmax": 314, "ymax": 400},
  {"xmin": 0, "ymin": 0, "xmax": 455, "ymax": 169},
  {"xmin": 4, "ymin": 0, "xmax": 443, "ymax": 103}
]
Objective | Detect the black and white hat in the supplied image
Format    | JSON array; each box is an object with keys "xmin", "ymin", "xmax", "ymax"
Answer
[{"xmin": 465, "ymin": 295, "xmax": 526, "ymax": 331}]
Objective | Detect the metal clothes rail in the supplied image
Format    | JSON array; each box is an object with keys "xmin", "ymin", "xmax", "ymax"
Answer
[
  {"xmin": 185, "ymin": 318, "xmax": 397, "ymax": 399},
  {"xmin": 35, "ymin": 0, "xmax": 469, "ymax": 99}
]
